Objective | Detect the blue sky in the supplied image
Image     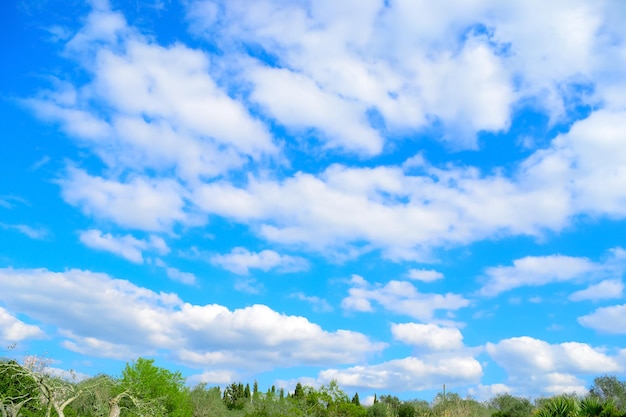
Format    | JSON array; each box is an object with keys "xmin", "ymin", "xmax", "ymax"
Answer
[{"xmin": 1, "ymin": 0, "xmax": 626, "ymax": 402}]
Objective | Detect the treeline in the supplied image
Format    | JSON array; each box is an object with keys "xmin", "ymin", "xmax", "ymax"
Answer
[{"xmin": 2, "ymin": 356, "xmax": 626, "ymax": 417}]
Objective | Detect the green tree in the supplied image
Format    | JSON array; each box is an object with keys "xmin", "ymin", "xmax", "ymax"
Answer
[
  {"xmin": 351, "ymin": 393, "xmax": 361, "ymax": 407},
  {"xmin": 224, "ymin": 382, "xmax": 247, "ymax": 410},
  {"xmin": 589, "ymin": 376, "xmax": 626, "ymax": 412},
  {"xmin": 489, "ymin": 393, "xmax": 533, "ymax": 417},
  {"xmin": 118, "ymin": 357, "xmax": 191, "ymax": 417},
  {"xmin": 0, "ymin": 360, "xmax": 40, "ymax": 417},
  {"xmin": 253, "ymin": 381, "xmax": 260, "ymax": 400},
  {"xmin": 367, "ymin": 402, "xmax": 387, "ymax": 417},
  {"xmin": 0, "ymin": 356, "xmax": 82, "ymax": 417},
  {"xmin": 66, "ymin": 374, "xmax": 118, "ymax": 417},
  {"xmin": 398, "ymin": 402, "xmax": 416, "ymax": 417},
  {"xmin": 189, "ymin": 384, "xmax": 228, "ymax": 417},
  {"xmin": 294, "ymin": 383, "xmax": 305, "ymax": 400}
]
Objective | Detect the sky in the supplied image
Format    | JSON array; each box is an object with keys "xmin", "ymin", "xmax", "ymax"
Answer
[{"xmin": 1, "ymin": 0, "xmax": 626, "ymax": 403}]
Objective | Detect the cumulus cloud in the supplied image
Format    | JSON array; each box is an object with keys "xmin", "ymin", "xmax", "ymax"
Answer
[
  {"xmin": 569, "ymin": 279, "xmax": 624, "ymax": 302},
  {"xmin": 20, "ymin": 0, "xmax": 626, "ymax": 261},
  {"xmin": 28, "ymin": 5, "xmax": 278, "ymax": 183},
  {"xmin": 183, "ymin": 0, "xmax": 626, "ymax": 150},
  {"xmin": 0, "ymin": 268, "xmax": 383, "ymax": 371},
  {"xmin": 187, "ymin": 369, "xmax": 241, "ymax": 386},
  {"xmin": 317, "ymin": 355, "xmax": 482, "ymax": 392},
  {"xmin": 248, "ymin": 66, "xmax": 383, "ymax": 155},
  {"xmin": 479, "ymin": 248, "xmax": 626, "ymax": 297},
  {"xmin": 479, "ymin": 255, "xmax": 597, "ymax": 297},
  {"xmin": 61, "ymin": 168, "xmax": 193, "ymax": 232},
  {"xmin": 80, "ymin": 229, "xmax": 169, "ymax": 263},
  {"xmin": 193, "ymin": 163, "xmax": 571, "ymax": 261},
  {"xmin": 578, "ymin": 304, "xmax": 626, "ymax": 334},
  {"xmin": 341, "ymin": 275, "xmax": 469, "ymax": 322},
  {"xmin": 0, "ymin": 307, "xmax": 44, "ymax": 343},
  {"xmin": 486, "ymin": 336, "xmax": 623, "ymax": 396},
  {"xmin": 407, "ymin": 269, "xmax": 444, "ymax": 282},
  {"xmin": 185, "ymin": 0, "xmax": 517, "ymax": 150},
  {"xmin": 211, "ymin": 247, "xmax": 309, "ymax": 275},
  {"xmin": 391, "ymin": 323, "xmax": 464, "ymax": 351}
]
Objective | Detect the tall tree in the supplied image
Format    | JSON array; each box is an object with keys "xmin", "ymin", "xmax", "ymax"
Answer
[
  {"xmin": 118, "ymin": 357, "xmax": 191, "ymax": 417},
  {"xmin": 294, "ymin": 383, "xmax": 305, "ymax": 400},
  {"xmin": 589, "ymin": 376, "xmax": 626, "ymax": 412}
]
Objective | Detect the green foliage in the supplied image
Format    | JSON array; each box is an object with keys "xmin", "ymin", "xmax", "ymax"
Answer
[
  {"xmin": 293, "ymin": 383, "xmax": 305, "ymax": 400},
  {"xmin": 589, "ymin": 376, "xmax": 626, "ymax": 413},
  {"xmin": 579, "ymin": 396, "xmax": 624, "ymax": 417},
  {"xmin": 367, "ymin": 402, "xmax": 387, "ymax": 417},
  {"xmin": 0, "ymin": 360, "xmax": 41, "ymax": 417},
  {"xmin": 489, "ymin": 393, "xmax": 533, "ymax": 417},
  {"xmin": 4, "ymin": 352, "xmax": 626, "ymax": 417},
  {"xmin": 119, "ymin": 357, "xmax": 191, "ymax": 417},
  {"xmin": 67, "ymin": 374, "xmax": 117, "ymax": 417},
  {"xmin": 398, "ymin": 402, "xmax": 416, "ymax": 417},
  {"xmin": 190, "ymin": 383, "xmax": 228, "ymax": 417},
  {"xmin": 535, "ymin": 396, "xmax": 579, "ymax": 417}
]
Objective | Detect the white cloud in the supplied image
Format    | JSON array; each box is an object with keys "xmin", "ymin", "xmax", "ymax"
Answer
[
  {"xmin": 19, "ymin": 0, "xmax": 626, "ymax": 263},
  {"xmin": 0, "ymin": 223, "xmax": 48, "ymax": 240},
  {"xmin": 187, "ymin": 369, "xmax": 240, "ymax": 386},
  {"xmin": 467, "ymin": 384, "xmax": 513, "ymax": 401},
  {"xmin": 211, "ymin": 247, "xmax": 309, "ymax": 275},
  {"xmin": 0, "ymin": 268, "xmax": 384, "ymax": 371},
  {"xmin": 183, "ymin": 0, "xmax": 626, "ymax": 152},
  {"xmin": 233, "ymin": 278, "xmax": 263, "ymax": 295},
  {"xmin": 164, "ymin": 267, "xmax": 197, "ymax": 286},
  {"xmin": 391, "ymin": 323, "xmax": 464, "ymax": 351},
  {"xmin": 486, "ymin": 336, "xmax": 623, "ymax": 396},
  {"xmin": 154, "ymin": 259, "xmax": 197, "ymax": 285},
  {"xmin": 0, "ymin": 307, "xmax": 44, "ymax": 343},
  {"xmin": 184, "ymin": 0, "xmax": 518, "ymax": 150},
  {"xmin": 79, "ymin": 229, "xmax": 169, "ymax": 263},
  {"xmin": 61, "ymin": 168, "xmax": 193, "ymax": 232},
  {"xmin": 248, "ymin": 66, "xmax": 383, "ymax": 155},
  {"xmin": 407, "ymin": 269, "xmax": 444, "ymax": 282},
  {"xmin": 193, "ymin": 163, "xmax": 568, "ymax": 261},
  {"xmin": 569, "ymin": 279, "xmax": 624, "ymax": 302},
  {"xmin": 478, "ymin": 255, "xmax": 598, "ymax": 297},
  {"xmin": 29, "ymin": 6, "xmax": 278, "ymax": 184},
  {"xmin": 578, "ymin": 304, "xmax": 626, "ymax": 334},
  {"xmin": 479, "ymin": 249, "xmax": 626, "ymax": 297},
  {"xmin": 291, "ymin": 292, "xmax": 333, "ymax": 313},
  {"xmin": 341, "ymin": 275, "xmax": 469, "ymax": 322},
  {"xmin": 317, "ymin": 355, "xmax": 482, "ymax": 392}
]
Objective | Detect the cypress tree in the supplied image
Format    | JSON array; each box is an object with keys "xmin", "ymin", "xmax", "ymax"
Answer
[{"xmin": 294, "ymin": 382, "xmax": 305, "ymax": 399}]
